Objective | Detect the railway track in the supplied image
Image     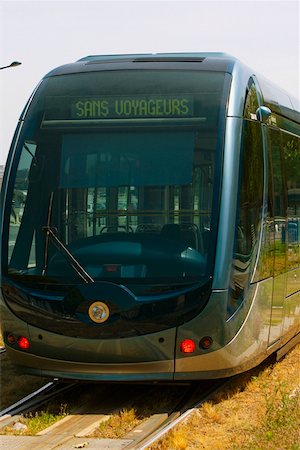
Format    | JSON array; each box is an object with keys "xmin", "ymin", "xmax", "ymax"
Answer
[
  {"xmin": 135, "ymin": 380, "xmax": 228, "ymax": 450},
  {"xmin": 0, "ymin": 380, "xmax": 78, "ymax": 420},
  {"xmin": 0, "ymin": 378, "xmax": 229, "ymax": 449}
]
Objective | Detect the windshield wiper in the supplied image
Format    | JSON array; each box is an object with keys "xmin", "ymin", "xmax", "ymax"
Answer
[
  {"xmin": 24, "ymin": 142, "xmax": 37, "ymax": 163},
  {"xmin": 42, "ymin": 192, "xmax": 94, "ymax": 284}
]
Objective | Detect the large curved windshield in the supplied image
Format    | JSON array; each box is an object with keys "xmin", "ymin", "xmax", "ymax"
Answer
[{"xmin": 4, "ymin": 69, "xmax": 228, "ymax": 284}]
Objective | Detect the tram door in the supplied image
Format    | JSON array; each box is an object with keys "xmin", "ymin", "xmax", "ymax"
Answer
[{"xmin": 268, "ymin": 128, "xmax": 287, "ymax": 346}]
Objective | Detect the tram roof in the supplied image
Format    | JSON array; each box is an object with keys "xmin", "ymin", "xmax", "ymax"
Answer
[
  {"xmin": 45, "ymin": 53, "xmax": 239, "ymax": 77},
  {"xmin": 43, "ymin": 53, "xmax": 299, "ymax": 122}
]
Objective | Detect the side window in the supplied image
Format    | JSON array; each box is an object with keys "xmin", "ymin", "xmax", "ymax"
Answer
[
  {"xmin": 283, "ymin": 132, "xmax": 300, "ymax": 269},
  {"xmin": 252, "ymin": 132, "xmax": 275, "ymax": 283},
  {"xmin": 243, "ymin": 78, "xmax": 260, "ymax": 120},
  {"xmin": 8, "ymin": 142, "xmax": 37, "ymax": 267},
  {"xmin": 270, "ymin": 129, "xmax": 287, "ymax": 277},
  {"xmin": 228, "ymin": 119, "xmax": 264, "ymax": 316}
]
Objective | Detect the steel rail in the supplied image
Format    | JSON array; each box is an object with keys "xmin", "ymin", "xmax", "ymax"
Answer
[
  {"xmin": 133, "ymin": 379, "xmax": 230, "ymax": 450},
  {"xmin": 0, "ymin": 380, "xmax": 77, "ymax": 420}
]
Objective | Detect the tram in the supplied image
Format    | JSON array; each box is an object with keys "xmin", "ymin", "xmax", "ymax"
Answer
[{"xmin": 0, "ymin": 53, "xmax": 299, "ymax": 381}]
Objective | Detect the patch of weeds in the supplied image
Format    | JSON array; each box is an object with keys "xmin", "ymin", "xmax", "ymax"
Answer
[
  {"xmin": 261, "ymin": 381, "xmax": 299, "ymax": 448},
  {"xmin": 154, "ymin": 427, "xmax": 188, "ymax": 450},
  {"xmin": 4, "ymin": 403, "xmax": 68, "ymax": 436},
  {"xmin": 91, "ymin": 408, "xmax": 140, "ymax": 438},
  {"xmin": 240, "ymin": 381, "xmax": 300, "ymax": 450}
]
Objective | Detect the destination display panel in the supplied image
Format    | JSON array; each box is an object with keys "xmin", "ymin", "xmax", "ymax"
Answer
[
  {"xmin": 71, "ymin": 95, "xmax": 194, "ymax": 119},
  {"xmin": 45, "ymin": 95, "xmax": 195, "ymax": 121}
]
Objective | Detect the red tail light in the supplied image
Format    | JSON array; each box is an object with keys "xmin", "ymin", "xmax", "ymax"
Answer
[
  {"xmin": 180, "ymin": 339, "xmax": 196, "ymax": 353},
  {"xmin": 17, "ymin": 336, "xmax": 30, "ymax": 349}
]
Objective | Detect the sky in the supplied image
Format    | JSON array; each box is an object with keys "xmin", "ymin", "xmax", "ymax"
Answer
[{"xmin": 0, "ymin": 0, "xmax": 299, "ymax": 165}]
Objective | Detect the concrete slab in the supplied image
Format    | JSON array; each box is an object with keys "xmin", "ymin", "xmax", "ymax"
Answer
[
  {"xmin": 58, "ymin": 437, "xmax": 133, "ymax": 449},
  {"xmin": 0, "ymin": 436, "xmax": 45, "ymax": 450},
  {"xmin": 0, "ymin": 435, "xmax": 133, "ymax": 450}
]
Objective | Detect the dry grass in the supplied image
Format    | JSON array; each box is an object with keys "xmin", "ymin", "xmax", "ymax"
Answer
[
  {"xmin": 91, "ymin": 385, "xmax": 181, "ymax": 439},
  {"xmin": 91, "ymin": 408, "xmax": 141, "ymax": 438},
  {"xmin": 150, "ymin": 344, "xmax": 300, "ymax": 450}
]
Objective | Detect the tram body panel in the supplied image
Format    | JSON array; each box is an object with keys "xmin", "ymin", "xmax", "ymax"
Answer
[
  {"xmin": 0, "ymin": 296, "xmax": 176, "ymax": 380},
  {"xmin": 212, "ymin": 116, "xmax": 243, "ymax": 289},
  {"xmin": 175, "ymin": 278, "xmax": 277, "ymax": 379},
  {"xmin": 282, "ymin": 290, "xmax": 300, "ymax": 337},
  {"xmin": 26, "ymin": 322, "xmax": 177, "ymax": 365},
  {"xmin": 4, "ymin": 349, "xmax": 175, "ymax": 382}
]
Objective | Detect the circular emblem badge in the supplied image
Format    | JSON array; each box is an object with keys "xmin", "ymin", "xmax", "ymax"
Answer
[{"xmin": 88, "ymin": 301, "xmax": 110, "ymax": 323}]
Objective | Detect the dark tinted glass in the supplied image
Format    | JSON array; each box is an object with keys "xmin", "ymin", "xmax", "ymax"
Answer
[
  {"xmin": 228, "ymin": 120, "xmax": 264, "ymax": 315},
  {"xmin": 283, "ymin": 132, "xmax": 300, "ymax": 271},
  {"xmin": 5, "ymin": 70, "xmax": 228, "ymax": 285},
  {"xmin": 243, "ymin": 78, "xmax": 260, "ymax": 120}
]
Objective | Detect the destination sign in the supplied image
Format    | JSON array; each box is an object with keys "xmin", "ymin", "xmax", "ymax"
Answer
[{"xmin": 70, "ymin": 95, "xmax": 194, "ymax": 119}]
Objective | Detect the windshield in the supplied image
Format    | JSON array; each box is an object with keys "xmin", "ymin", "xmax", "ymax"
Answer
[{"xmin": 4, "ymin": 69, "xmax": 228, "ymax": 285}]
